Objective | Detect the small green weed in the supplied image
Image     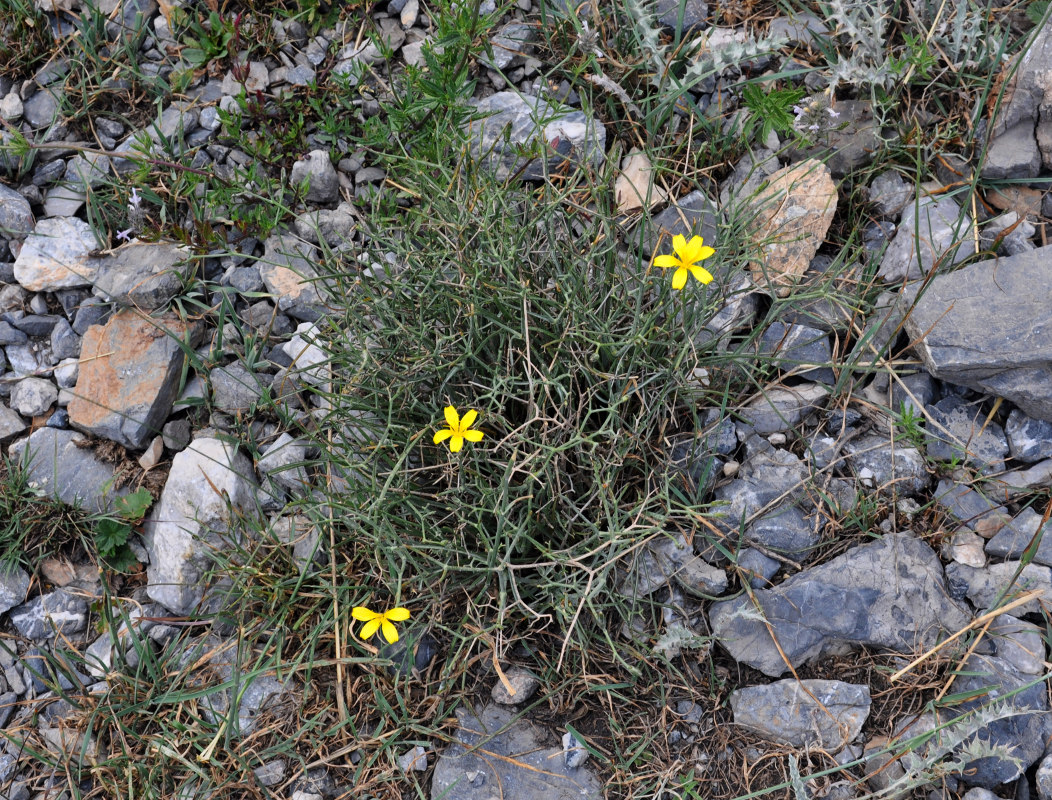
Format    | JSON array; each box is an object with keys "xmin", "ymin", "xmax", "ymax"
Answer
[
  {"xmin": 92, "ymin": 488, "xmax": 153, "ymax": 572},
  {"xmin": 740, "ymin": 82, "xmax": 806, "ymax": 143}
]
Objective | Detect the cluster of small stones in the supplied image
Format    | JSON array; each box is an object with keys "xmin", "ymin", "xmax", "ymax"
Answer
[{"xmin": 0, "ymin": 0, "xmax": 1050, "ymax": 798}]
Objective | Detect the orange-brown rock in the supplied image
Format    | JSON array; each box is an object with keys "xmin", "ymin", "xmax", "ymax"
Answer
[
  {"xmin": 748, "ymin": 159, "xmax": 837, "ymax": 290},
  {"xmin": 68, "ymin": 310, "xmax": 202, "ymax": 449}
]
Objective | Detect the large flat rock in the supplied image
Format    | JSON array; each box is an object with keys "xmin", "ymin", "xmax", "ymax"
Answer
[
  {"xmin": 710, "ymin": 533, "xmax": 970, "ymax": 677},
  {"xmin": 902, "ymin": 246, "xmax": 1052, "ymax": 421}
]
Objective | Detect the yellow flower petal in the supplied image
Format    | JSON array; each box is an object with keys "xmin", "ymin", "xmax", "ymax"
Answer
[
  {"xmin": 696, "ymin": 245, "xmax": 715, "ymax": 262},
  {"xmin": 459, "ymin": 409, "xmax": 479, "ymax": 430},
  {"xmin": 385, "ymin": 608, "xmax": 411, "ymax": 621},
  {"xmin": 463, "ymin": 429, "xmax": 484, "ymax": 443},
  {"xmin": 380, "ymin": 619, "xmax": 400, "ymax": 644},
  {"xmin": 443, "ymin": 406, "xmax": 460, "ymax": 430},
  {"xmin": 681, "ymin": 235, "xmax": 705, "ymax": 264},
  {"xmin": 352, "ymin": 606, "xmax": 379, "ymax": 621},
  {"xmin": 450, "ymin": 436, "xmax": 464, "ymax": 452},
  {"xmin": 359, "ymin": 617, "xmax": 382, "ymax": 640},
  {"xmin": 689, "ymin": 265, "xmax": 714, "ymax": 285},
  {"xmin": 672, "ymin": 268, "xmax": 689, "ymax": 290},
  {"xmin": 433, "ymin": 429, "xmax": 453, "ymax": 444},
  {"xmin": 653, "ymin": 254, "xmax": 681, "ymax": 269},
  {"xmin": 671, "ymin": 234, "xmax": 687, "ymax": 258}
]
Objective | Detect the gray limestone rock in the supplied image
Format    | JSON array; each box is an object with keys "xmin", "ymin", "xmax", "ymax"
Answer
[
  {"xmin": 13, "ymin": 216, "xmax": 101, "ymax": 292},
  {"xmin": 292, "ymin": 203, "xmax": 356, "ymax": 246},
  {"xmin": 21, "ymin": 88, "xmax": 60, "ymax": 129},
  {"xmin": 142, "ymin": 438, "xmax": 259, "ymax": 615},
  {"xmin": 0, "ymin": 183, "xmax": 33, "ymax": 238},
  {"xmin": 1006, "ymin": 408, "xmax": 1052, "ymax": 463},
  {"xmin": 925, "ymin": 396, "xmax": 1009, "ymax": 473},
  {"xmin": 713, "ymin": 447, "xmax": 811, "ymax": 537},
  {"xmin": 719, "ymin": 147, "xmax": 779, "ymax": 211},
  {"xmin": 431, "ymin": 703, "xmax": 602, "ymax": 800},
  {"xmin": 731, "ymin": 679, "xmax": 870, "ymax": 749},
  {"xmin": 10, "ymin": 377, "xmax": 57, "ymax": 417},
  {"xmin": 91, "ymin": 241, "xmax": 193, "ymax": 310},
  {"xmin": 934, "ymin": 479, "xmax": 1010, "ymax": 537},
  {"xmin": 0, "ymin": 405, "xmax": 27, "ymax": 441},
  {"xmin": 736, "ymin": 383, "xmax": 829, "ymax": 435},
  {"xmin": 490, "ymin": 667, "xmax": 540, "ymax": 705},
  {"xmin": 878, "ymin": 195, "xmax": 974, "ymax": 282},
  {"xmin": 210, "ymin": 362, "xmax": 270, "ymax": 414},
  {"xmin": 710, "ymin": 533, "xmax": 971, "ymax": 677},
  {"xmin": 901, "ymin": 246, "xmax": 1052, "ymax": 421},
  {"xmin": 867, "ymin": 170, "xmax": 913, "ymax": 218},
  {"xmin": 945, "ymin": 560, "xmax": 1052, "ymax": 616},
  {"xmin": 981, "ymin": 121, "xmax": 1041, "ymax": 180},
  {"xmin": 257, "ymin": 433, "xmax": 311, "ymax": 496},
  {"xmin": 290, "ymin": 150, "xmax": 340, "ymax": 205},
  {"xmin": 991, "ymin": 19, "xmax": 1052, "ymax": 138},
  {"xmin": 10, "ymin": 589, "xmax": 88, "ymax": 639},
  {"xmin": 0, "ymin": 566, "xmax": 30, "ymax": 615},
  {"xmin": 619, "ymin": 532, "xmax": 728, "ymax": 598},
  {"xmin": 757, "ymin": 321, "xmax": 834, "ymax": 383},
  {"xmin": 745, "ymin": 504, "xmax": 819, "ymax": 559},
  {"xmin": 483, "ymin": 22, "xmax": 534, "ymax": 71},
  {"xmin": 842, "ymin": 434, "xmax": 930, "ymax": 496},
  {"xmin": 944, "ymin": 651, "xmax": 1052, "ymax": 787},
  {"xmin": 655, "ymin": 0, "xmax": 708, "ymax": 35},
  {"xmin": 260, "ymin": 234, "xmax": 328, "ymax": 322},
  {"xmin": 9, "ymin": 427, "xmax": 129, "ymax": 513},
  {"xmin": 50, "ymin": 318, "xmax": 80, "ymax": 361},
  {"xmin": 465, "ymin": 91, "xmax": 606, "ymax": 181},
  {"xmin": 984, "ymin": 507, "xmax": 1050, "ymax": 565}
]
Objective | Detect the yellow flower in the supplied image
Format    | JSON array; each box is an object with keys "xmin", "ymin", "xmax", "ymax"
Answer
[
  {"xmin": 654, "ymin": 234, "xmax": 715, "ymax": 290},
  {"xmin": 433, "ymin": 405, "xmax": 484, "ymax": 453},
  {"xmin": 352, "ymin": 606, "xmax": 411, "ymax": 644}
]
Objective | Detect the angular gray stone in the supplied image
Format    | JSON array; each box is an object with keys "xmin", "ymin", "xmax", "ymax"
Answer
[
  {"xmin": 10, "ymin": 589, "xmax": 88, "ymax": 639},
  {"xmin": 788, "ymin": 99, "xmax": 883, "ymax": 178},
  {"xmin": 710, "ymin": 533, "xmax": 971, "ymax": 677},
  {"xmin": 21, "ymin": 88, "xmax": 59, "ymax": 129},
  {"xmin": 13, "ymin": 216, "xmax": 101, "ymax": 292},
  {"xmin": 731, "ymin": 679, "xmax": 870, "ymax": 749},
  {"xmin": 719, "ymin": 147, "xmax": 779, "ymax": 210},
  {"xmin": 757, "ymin": 321, "xmax": 834, "ymax": 383},
  {"xmin": 945, "ymin": 560, "xmax": 1052, "ymax": 616},
  {"xmin": 10, "ymin": 377, "xmax": 56, "ymax": 418},
  {"xmin": 655, "ymin": 0, "xmax": 708, "ymax": 35},
  {"xmin": 0, "ymin": 183, "xmax": 34, "ymax": 238},
  {"xmin": 142, "ymin": 438, "xmax": 259, "ymax": 615},
  {"xmin": 746, "ymin": 504, "xmax": 818, "ymax": 559},
  {"xmin": 92, "ymin": 241, "xmax": 193, "ymax": 310},
  {"xmin": 210, "ymin": 362, "xmax": 270, "ymax": 414},
  {"xmin": 483, "ymin": 22, "xmax": 534, "ymax": 71},
  {"xmin": 292, "ymin": 203, "xmax": 356, "ymax": 246},
  {"xmin": 902, "ymin": 246, "xmax": 1052, "ymax": 421},
  {"xmin": 260, "ymin": 234, "xmax": 327, "ymax": 322},
  {"xmin": 257, "ymin": 433, "xmax": 311, "ymax": 496},
  {"xmin": 1006, "ymin": 408, "xmax": 1052, "ymax": 462},
  {"xmin": 867, "ymin": 170, "xmax": 912, "ymax": 218},
  {"xmin": 490, "ymin": 667, "xmax": 540, "ymax": 705},
  {"xmin": 289, "ymin": 150, "xmax": 339, "ymax": 205},
  {"xmin": 925, "ymin": 396, "xmax": 1009, "ymax": 472},
  {"xmin": 431, "ymin": 704, "xmax": 602, "ymax": 800},
  {"xmin": 981, "ymin": 121, "xmax": 1040, "ymax": 180},
  {"xmin": 984, "ymin": 507, "xmax": 1050, "ymax": 566},
  {"xmin": 842, "ymin": 434, "xmax": 930, "ymax": 496},
  {"xmin": 465, "ymin": 91, "xmax": 606, "ymax": 181},
  {"xmin": 0, "ymin": 566, "xmax": 30, "ymax": 615},
  {"xmin": 9, "ymin": 427, "xmax": 129, "ymax": 513},
  {"xmin": 944, "ymin": 651, "xmax": 1052, "ymax": 788},
  {"xmin": 713, "ymin": 447, "xmax": 811, "ymax": 537},
  {"xmin": 737, "ymin": 383, "xmax": 829, "ymax": 435},
  {"xmin": 992, "ymin": 20, "xmax": 1052, "ymax": 138},
  {"xmin": 878, "ymin": 195, "xmax": 975, "ymax": 282},
  {"xmin": 0, "ymin": 405, "xmax": 26, "ymax": 441}
]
